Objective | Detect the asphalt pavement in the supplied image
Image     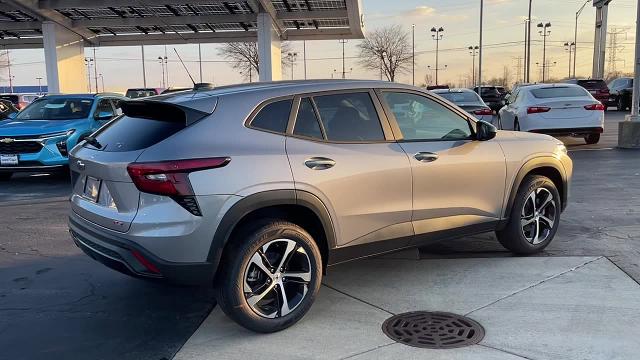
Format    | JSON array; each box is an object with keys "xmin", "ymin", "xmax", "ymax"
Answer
[{"xmin": 0, "ymin": 109, "xmax": 638, "ymax": 360}]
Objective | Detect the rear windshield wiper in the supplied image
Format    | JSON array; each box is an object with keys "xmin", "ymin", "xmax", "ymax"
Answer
[{"xmin": 83, "ymin": 135, "xmax": 102, "ymax": 149}]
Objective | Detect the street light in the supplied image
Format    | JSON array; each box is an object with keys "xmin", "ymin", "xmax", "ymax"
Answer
[
  {"xmin": 339, "ymin": 39, "xmax": 348, "ymax": 79},
  {"xmin": 98, "ymin": 73, "xmax": 105, "ymax": 92},
  {"xmin": 537, "ymin": 22, "xmax": 552, "ymax": 82},
  {"xmin": 526, "ymin": 0, "xmax": 533, "ymax": 83},
  {"xmin": 564, "ymin": 42, "xmax": 576, "ymax": 79},
  {"xmin": 380, "ymin": 50, "xmax": 387, "ymax": 80},
  {"xmin": 468, "ymin": 46, "xmax": 479, "ymax": 87},
  {"xmin": 35, "ymin": 77, "xmax": 43, "ymax": 95},
  {"xmin": 287, "ymin": 52, "xmax": 298, "ymax": 80},
  {"xmin": 158, "ymin": 56, "xmax": 168, "ymax": 88},
  {"xmin": 84, "ymin": 57, "xmax": 93, "ymax": 92},
  {"xmin": 430, "ymin": 26, "xmax": 445, "ymax": 85}
]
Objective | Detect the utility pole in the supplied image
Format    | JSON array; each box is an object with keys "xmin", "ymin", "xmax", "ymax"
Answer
[
  {"xmin": 339, "ymin": 39, "xmax": 348, "ymax": 79},
  {"xmin": 523, "ymin": 19, "xmax": 529, "ymax": 82},
  {"xmin": 564, "ymin": 42, "xmax": 576, "ymax": 78},
  {"xmin": 412, "ymin": 24, "xmax": 416, "ymax": 86},
  {"xmin": 538, "ymin": 22, "xmax": 552, "ymax": 82},
  {"xmin": 141, "ymin": 45, "xmax": 147, "ymax": 88},
  {"xmin": 574, "ymin": 0, "xmax": 590, "ymax": 78},
  {"xmin": 99, "ymin": 73, "xmax": 105, "ymax": 92},
  {"xmin": 198, "ymin": 43, "xmax": 203, "ymax": 83},
  {"xmin": 469, "ymin": 46, "xmax": 479, "ymax": 86},
  {"xmin": 607, "ymin": 27, "xmax": 628, "ymax": 76},
  {"xmin": 6, "ymin": 50, "xmax": 13, "ymax": 93},
  {"xmin": 479, "ymin": 0, "xmax": 484, "ymax": 94},
  {"xmin": 164, "ymin": 45, "xmax": 170, "ymax": 87},
  {"xmin": 93, "ymin": 48, "xmax": 99, "ymax": 93},
  {"xmin": 303, "ymin": 40, "xmax": 307, "ymax": 80},
  {"xmin": 513, "ymin": 56, "xmax": 523, "ymax": 84},
  {"xmin": 430, "ymin": 26, "xmax": 445, "ymax": 85},
  {"xmin": 526, "ymin": 0, "xmax": 533, "ymax": 83}
]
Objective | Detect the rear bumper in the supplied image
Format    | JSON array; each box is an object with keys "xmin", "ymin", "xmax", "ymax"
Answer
[
  {"xmin": 69, "ymin": 213, "xmax": 216, "ymax": 285},
  {"xmin": 0, "ymin": 163, "xmax": 66, "ymax": 173},
  {"xmin": 529, "ymin": 127, "xmax": 604, "ymax": 137}
]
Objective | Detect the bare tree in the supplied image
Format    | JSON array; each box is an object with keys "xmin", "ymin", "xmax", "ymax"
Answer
[
  {"xmin": 218, "ymin": 42, "xmax": 292, "ymax": 81},
  {"xmin": 357, "ymin": 25, "xmax": 413, "ymax": 82}
]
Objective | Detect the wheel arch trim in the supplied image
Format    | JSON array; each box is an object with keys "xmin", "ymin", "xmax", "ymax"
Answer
[
  {"xmin": 207, "ymin": 189, "xmax": 337, "ymax": 270},
  {"xmin": 503, "ymin": 157, "xmax": 568, "ymax": 219}
]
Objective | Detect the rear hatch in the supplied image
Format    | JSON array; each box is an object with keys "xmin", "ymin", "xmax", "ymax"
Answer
[
  {"xmin": 577, "ymin": 79, "xmax": 609, "ymax": 98},
  {"xmin": 530, "ymin": 86, "xmax": 598, "ymax": 120},
  {"xmin": 69, "ymin": 93, "xmax": 217, "ymax": 232}
]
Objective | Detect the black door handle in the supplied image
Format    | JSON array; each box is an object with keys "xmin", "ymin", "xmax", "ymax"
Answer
[
  {"xmin": 414, "ymin": 152, "xmax": 439, "ymax": 163},
  {"xmin": 305, "ymin": 157, "xmax": 336, "ymax": 170}
]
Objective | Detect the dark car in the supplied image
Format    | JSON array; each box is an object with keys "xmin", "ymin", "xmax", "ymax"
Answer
[
  {"xmin": 125, "ymin": 88, "xmax": 164, "ymax": 99},
  {"xmin": 564, "ymin": 79, "xmax": 610, "ymax": 109},
  {"xmin": 472, "ymin": 86, "xmax": 503, "ymax": 112},
  {"xmin": 608, "ymin": 77, "xmax": 633, "ymax": 111}
]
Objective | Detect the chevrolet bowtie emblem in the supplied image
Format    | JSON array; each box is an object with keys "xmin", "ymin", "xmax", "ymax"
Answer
[{"xmin": 0, "ymin": 138, "xmax": 14, "ymax": 144}]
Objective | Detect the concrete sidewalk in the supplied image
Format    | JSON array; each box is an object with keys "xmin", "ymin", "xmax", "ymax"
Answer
[{"xmin": 175, "ymin": 256, "xmax": 640, "ymax": 360}]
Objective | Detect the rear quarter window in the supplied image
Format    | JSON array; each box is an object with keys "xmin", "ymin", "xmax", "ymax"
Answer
[
  {"xmin": 531, "ymin": 87, "xmax": 589, "ymax": 99},
  {"xmin": 249, "ymin": 99, "xmax": 292, "ymax": 134}
]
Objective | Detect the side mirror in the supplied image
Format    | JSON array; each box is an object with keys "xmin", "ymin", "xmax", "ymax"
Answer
[
  {"xmin": 476, "ymin": 120, "xmax": 497, "ymax": 141},
  {"xmin": 95, "ymin": 111, "xmax": 113, "ymax": 121}
]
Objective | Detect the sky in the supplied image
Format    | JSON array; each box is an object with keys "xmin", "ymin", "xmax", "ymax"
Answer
[{"xmin": 3, "ymin": 0, "xmax": 640, "ymax": 92}]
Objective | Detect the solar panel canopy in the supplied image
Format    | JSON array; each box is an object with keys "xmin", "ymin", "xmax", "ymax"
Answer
[{"xmin": 0, "ymin": 0, "xmax": 364, "ymax": 48}]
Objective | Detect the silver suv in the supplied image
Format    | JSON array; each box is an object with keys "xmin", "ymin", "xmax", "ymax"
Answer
[{"xmin": 68, "ymin": 80, "xmax": 572, "ymax": 333}]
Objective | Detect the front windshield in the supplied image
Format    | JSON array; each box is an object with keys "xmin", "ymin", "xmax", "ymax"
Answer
[{"xmin": 15, "ymin": 98, "xmax": 94, "ymax": 120}]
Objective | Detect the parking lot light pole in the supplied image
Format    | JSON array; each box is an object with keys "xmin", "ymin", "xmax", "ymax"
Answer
[
  {"xmin": 141, "ymin": 45, "xmax": 147, "ymax": 88},
  {"xmin": 538, "ymin": 22, "xmax": 551, "ymax": 82},
  {"xmin": 412, "ymin": 24, "xmax": 415, "ymax": 86},
  {"xmin": 618, "ymin": 0, "xmax": 640, "ymax": 148},
  {"xmin": 564, "ymin": 42, "xmax": 575, "ymax": 78},
  {"xmin": 430, "ymin": 26, "xmax": 445, "ymax": 85},
  {"xmin": 469, "ymin": 46, "xmax": 479, "ymax": 87},
  {"xmin": 479, "ymin": 0, "xmax": 484, "ymax": 96},
  {"xmin": 36, "ymin": 77, "xmax": 42, "ymax": 94}
]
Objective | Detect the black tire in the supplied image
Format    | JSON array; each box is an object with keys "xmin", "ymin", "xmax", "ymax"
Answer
[
  {"xmin": 496, "ymin": 175, "xmax": 561, "ymax": 255},
  {"xmin": 0, "ymin": 172, "xmax": 12, "ymax": 181},
  {"xmin": 215, "ymin": 220, "xmax": 322, "ymax": 333},
  {"xmin": 585, "ymin": 133, "xmax": 600, "ymax": 144},
  {"xmin": 618, "ymin": 97, "xmax": 626, "ymax": 112},
  {"xmin": 514, "ymin": 119, "xmax": 521, "ymax": 131}
]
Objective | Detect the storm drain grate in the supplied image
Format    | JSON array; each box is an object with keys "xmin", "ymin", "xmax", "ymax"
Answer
[{"xmin": 382, "ymin": 311, "xmax": 485, "ymax": 349}]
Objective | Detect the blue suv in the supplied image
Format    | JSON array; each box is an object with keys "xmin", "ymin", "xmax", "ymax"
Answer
[{"xmin": 0, "ymin": 93, "xmax": 125, "ymax": 180}]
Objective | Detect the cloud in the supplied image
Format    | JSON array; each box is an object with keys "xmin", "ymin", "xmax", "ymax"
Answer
[{"xmin": 402, "ymin": 6, "xmax": 436, "ymax": 18}]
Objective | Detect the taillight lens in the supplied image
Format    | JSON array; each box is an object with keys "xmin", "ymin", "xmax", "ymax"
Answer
[
  {"xmin": 584, "ymin": 103, "xmax": 605, "ymax": 111},
  {"xmin": 473, "ymin": 108, "xmax": 494, "ymax": 116},
  {"xmin": 127, "ymin": 157, "xmax": 231, "ymax": 196},
  {"xmin": 527, "ymin": 106, "xmax": 551, "ymax": 114}
]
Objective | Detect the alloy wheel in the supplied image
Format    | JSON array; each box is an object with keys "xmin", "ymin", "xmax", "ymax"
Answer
[
  {"xmin": 243, "ymin": 239, "xmax": 312, "ymax": 319},
  {"xmin": 520, "ymin": 187, "xmax": 557, "ymax": 245}
]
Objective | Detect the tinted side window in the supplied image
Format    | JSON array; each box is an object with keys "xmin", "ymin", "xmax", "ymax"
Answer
[
  {"xmin": 251, "ymin": 99, "xmax": 292, "ymax": 133},
  {"xmin": 313, "ymin": 92, "xmax": 384, "ymax": 142},
  {"xmin": 95, "ymin": 99, "xmax": 115, "ymax": 118},
  {"xmin": 294, "ymin": 98, "xmax": 323, "ymax": 140},
  {"xmin": 92, "ymin": 116, "xmax": 185, "ymax": 152},
  {"xmin": 382, "ymin": 92, "xmax": 472, "ymax": 141}
]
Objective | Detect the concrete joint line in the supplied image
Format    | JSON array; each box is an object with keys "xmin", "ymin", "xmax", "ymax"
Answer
[
  {"xmin": 322, "ymin": 283, "xmax": 396, "ymax": 316},
  {"xmin": 339, "ymin": 342, "xmax": 397, "ymax": 360},
  {"xmin": 465, "ymin": 256, "xmax": 604, "ymax": 316},
  {"xmin": 478, "ymin": 344, "xmax": 536, "ymax": 360}
]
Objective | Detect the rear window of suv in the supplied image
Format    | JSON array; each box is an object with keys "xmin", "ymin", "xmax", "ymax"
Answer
[
  {"xmin": 577, "ymin": 80, "xmax": 607, "ymax": 89},
  {"xmin": 531, "ymin": 87, "xmax": 589, "ymax": 99},
  {"xmin": 90, "ymin": 116, "xmax": 185, "ymax": 152}
]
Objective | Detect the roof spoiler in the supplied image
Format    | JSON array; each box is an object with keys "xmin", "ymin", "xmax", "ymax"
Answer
[{"xmin": 121, "ymin": 98, "xmax": 214, "ymax": 126}]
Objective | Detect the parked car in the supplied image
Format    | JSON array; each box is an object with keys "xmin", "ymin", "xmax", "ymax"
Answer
[
  {"xmin": 472, "ymin": 86, "xmax": 504, "ymax": 112},
  {"xmin": 607, "ymin": 77, "xmax": 633, "ymax": 111},
  {"xmin": 0, "ymin": 93, "xmax": 40, "ymax": 110},
  {"xmin": 125, "ymin": 88, "xmax": 164, "ymax": 99},
  {"xmin": 68, "ymin": 80, "xmax": 572, "ymax": 333},
  {"xmin": 433, "ymin": 88, "xmax": 494, "ymax": 123},
  {"xmin": 0, "ymin": 99, "xmax": 19, "ymax": 120},
  {"xmin": 426, "ymin": 85, "xmax": 449, "ymax": 91},
  {"xmin": 498, "ymin": 83, "xmax": 604, "ymax": 144},
  {"xmin": 564, "ymin": 79, "xmax": 610, "ymax": 109},
  {"xmin": 0, "ymin": 93, "xmax": 125, "ymax": 180}
]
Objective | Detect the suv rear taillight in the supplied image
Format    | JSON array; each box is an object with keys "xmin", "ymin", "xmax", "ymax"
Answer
[
  {"xmin": 127, "ymin": 157, "xmax": 230, "ymax": 215},
  {"xmin": 527, "ymin": 106, "xmax": 551, "ymax": 114},
  {"xmin": 584, "ymin": 103, "xmax": 605, "ymax": 111},
  {"xmin": 473, "ymin": 108, "xmax": 494, "ymax": 116}
]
